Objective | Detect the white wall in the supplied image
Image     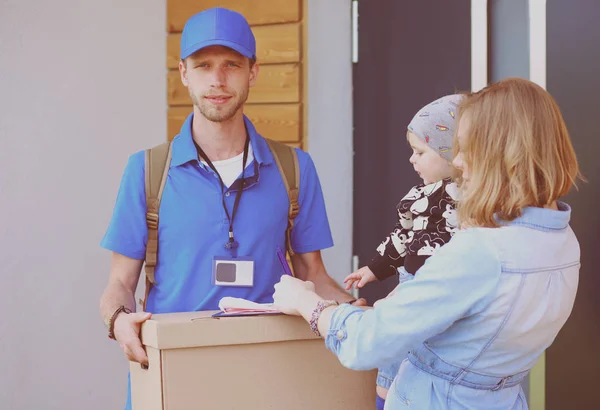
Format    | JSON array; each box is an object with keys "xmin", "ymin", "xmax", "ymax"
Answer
[
  {"xmin": 0, "ymin": 1, "xmax": 166, "ymax": 409},
  {"xmin": 307, "ymin": 0, "xmax": 354, "ymax": 282}
]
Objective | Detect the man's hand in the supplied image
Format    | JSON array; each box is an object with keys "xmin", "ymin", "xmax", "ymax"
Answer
[
  {"xmin": 100, "ymin": 252, "xmax": 148, "ymax": 363},
  {"xmin": 291, "ymin": 250, "xmax": 363, "ymax": 304},
  {"xmin": 113, "ymin": 311, "xmax": 152, "ymax": 365},
  {"xmin": 350, "ymin": 298, "xmax": 368, "ymax": 307}
]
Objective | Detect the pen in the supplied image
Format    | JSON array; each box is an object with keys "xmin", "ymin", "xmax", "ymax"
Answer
[{"xmin": 276, "ymin": 247, "xmax": 294, "ymax": 277}]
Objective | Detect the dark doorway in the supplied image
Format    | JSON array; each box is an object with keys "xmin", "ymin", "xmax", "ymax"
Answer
[
  {"xmin": 546, "ymin": 0, "xmax": 600, "ymax": 408},
  {"xmin": 352, "ymin": 1, "xmax": 471, "ymax": 304}
]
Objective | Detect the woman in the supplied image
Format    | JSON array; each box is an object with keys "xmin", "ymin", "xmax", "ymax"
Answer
[{"xmin": 273, "ymin": 77, "xmax": 581, "ymax": 409}]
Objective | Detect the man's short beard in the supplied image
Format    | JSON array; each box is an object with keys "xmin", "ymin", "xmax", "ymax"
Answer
[{"xmin": 190, "ymin": 88, "xmax": 249, "ymax": 123}]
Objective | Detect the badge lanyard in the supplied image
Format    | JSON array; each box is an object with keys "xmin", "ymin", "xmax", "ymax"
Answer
[{"xmin": 195, "ymin": 135, "xmax": 250, "ymax": 254}]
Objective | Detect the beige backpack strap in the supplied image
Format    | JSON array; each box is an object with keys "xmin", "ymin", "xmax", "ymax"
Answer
[
  {"xmin": 265, "ymin": 139, "xmax": 300, "ymax": 256},
  {"xmin": 142, "ymin": 141, "xmax": 172, "ymax": 310}
]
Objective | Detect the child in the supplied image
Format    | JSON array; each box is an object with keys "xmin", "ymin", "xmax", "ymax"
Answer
[{"xmin": 343, "ymin": 94, "xmax": 462, "ymax": 410}]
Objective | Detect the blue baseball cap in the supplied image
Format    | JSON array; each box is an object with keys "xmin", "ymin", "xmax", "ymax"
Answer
[{"xmin": 180, "ymin": 7, "xmax": 256, "ymax": 60}]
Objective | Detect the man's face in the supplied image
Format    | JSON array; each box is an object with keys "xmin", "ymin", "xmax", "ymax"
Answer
[{"xmin": 179, "ymin": 46, "xmax": 259, "ymax": 122}]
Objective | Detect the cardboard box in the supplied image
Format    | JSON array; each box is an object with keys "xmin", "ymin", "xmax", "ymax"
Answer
[{"xmin": 131, "ymin": 311, "xmax": 377, "ymax": 409}]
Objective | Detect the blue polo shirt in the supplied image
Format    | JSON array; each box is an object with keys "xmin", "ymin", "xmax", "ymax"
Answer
[{"xmin": 101, "ymin": 113, "xmax": 333, "ymax": 314}]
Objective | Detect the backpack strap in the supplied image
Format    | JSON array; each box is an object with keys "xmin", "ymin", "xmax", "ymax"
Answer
[
  {"xmin": 265, "ymin": 139, "xmax": 300, "ymax": 256},
  {"xmin": 142, "ymin": 141, "xmax": 172, "ymax": 310}
]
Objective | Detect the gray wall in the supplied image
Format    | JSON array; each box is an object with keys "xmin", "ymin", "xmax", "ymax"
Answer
[
  {"xmin": 0, "ymin": 0, "xmax": 167, "ymax": 408},
  {"xmin": 307, "ymin": 0, "xmax": 354, "ymax": 281}
]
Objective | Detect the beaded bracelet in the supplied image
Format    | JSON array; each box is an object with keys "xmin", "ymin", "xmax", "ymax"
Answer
[{"xmin": 309, "ymin": 300, "xmax": 339, "ymax": 337}]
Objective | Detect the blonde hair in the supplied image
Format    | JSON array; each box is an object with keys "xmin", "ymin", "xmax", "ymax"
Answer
[{"xmin": 455, "ymin": 77, "xmax": 581, "ymax": 227}]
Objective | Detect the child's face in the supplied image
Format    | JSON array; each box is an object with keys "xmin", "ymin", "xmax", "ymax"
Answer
[{"xmin": 407, "ymin": 132, "xmax": 453, "ymax": 185}]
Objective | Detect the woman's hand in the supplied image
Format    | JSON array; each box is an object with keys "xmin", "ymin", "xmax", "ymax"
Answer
[{"xmin": 273, "ymin": 275, "xmax": 318, "ymax": 316}]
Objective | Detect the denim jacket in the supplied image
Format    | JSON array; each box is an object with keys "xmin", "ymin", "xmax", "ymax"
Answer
[{"xmin": 326, "ymin": 202, "xmax": 579, "ymax": 409}]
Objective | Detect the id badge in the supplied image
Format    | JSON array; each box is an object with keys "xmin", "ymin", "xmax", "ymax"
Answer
[{"xmin": 213, "ymin": 256, "xmax": 255, "ymax": 287}]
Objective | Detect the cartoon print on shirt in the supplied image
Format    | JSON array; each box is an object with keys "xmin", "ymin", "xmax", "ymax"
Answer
[
  {"xmin": 377, "ymin": 237, "xmax": 390, "ymax": 256},
  {"xmin": 443, "ymin": 204, "xmax": 458, "ymax": 233},
  {"xmin": 422, "ymin": 180, "xmax": 443, "ymax": 196},
  {"xmin": 413, "ymin": 215, "xmax": 430, "ymax": 231},
  {"xmin": 410, "ymin": 196, "xmax": 430, "ymax": 214},
  {"xmin": 417, "ymin": 240, "xmax": 441, "ymax": 256},
  {"xmin": 398, "ymin": 210, "xmax": 413, "ymax": 229},
  {"xmin": 402, "ymin": 186, "xmax": 425, "ymax": 201},
  {"xmin": 370, "ymin": 178, "xmax": 458, "ymax": 278},
  {"xmin": 445, "ymin": 182, "xmax": 460, "ymax": 201},
  {"xmin": 391, "ymin": 229, "xmax": 408, "ymax": 258}
]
